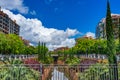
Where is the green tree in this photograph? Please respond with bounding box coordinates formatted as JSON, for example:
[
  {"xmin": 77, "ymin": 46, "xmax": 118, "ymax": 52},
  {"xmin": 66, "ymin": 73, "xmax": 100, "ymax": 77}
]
[
  {"xmin": 74, "ymin": 38, "xmax": 96, "ymax": 54},
  {"xmin": 37, "ymin": 41, "xmax": 48, "ymax": 62},
  {"xmin": 38, "ymin": 41, "xmax": 41, "ymax": 61},
  {"xmin": 73, "ymin": 37, "xmax": 107, "ymax": 55},
  {"xmin": 0, "ymin": 32, "xmax": 39, "ymax": 55},
  {"xmin": 24, "ymin": 46, "xmax": 36, "ymax": 55},
  {"xmin": 8, "ymin": 34, "xmax": 25, "ymax": 54},
  {"xmin": 0, "ymin": 32, "xmax": 7, "ymax": 54},
  {"xmin": 105, "ymin": 1, "xmax": 118, "ymax": 80}
]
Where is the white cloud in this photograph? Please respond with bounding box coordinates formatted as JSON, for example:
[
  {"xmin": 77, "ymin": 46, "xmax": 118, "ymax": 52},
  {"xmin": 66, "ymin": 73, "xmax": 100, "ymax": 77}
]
[
  {"xmin": 44, "ymin": 0, "xmax": 53, "ymax": 4},
  {"xmin": 29, "ymin": 43, "xmax": 34, "ymax": 46},
  {"xmin": 0, "ymin": 0, "xmax": 28, "ymax": 14},
  {"xmin": 2, "ymin": 9, "xmax": 79, "ymax": 51},
  {"xmin": 85, "ymin": 32, "xmax": 95, "ymax": 38},
  {"xmin": 30, "ymin": 10, "xmax": 36, "ymax": 15},
  {"xmin": 111, "ymin": 13, "xmax": 120, "ymax": 16}
]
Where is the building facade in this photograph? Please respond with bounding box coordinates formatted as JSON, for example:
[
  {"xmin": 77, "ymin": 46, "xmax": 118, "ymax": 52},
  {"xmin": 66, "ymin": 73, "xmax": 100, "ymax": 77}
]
[
  {"xmin": 54, "ymin": 47, "xmax": 69, "ymax": 52},
  {"xmin": 96, "ymin": 14, "xmax": 120, "ymax": 39},
  {"xmin": 0, "ymin": 8, "xmax": 20, "ymax": 35}
]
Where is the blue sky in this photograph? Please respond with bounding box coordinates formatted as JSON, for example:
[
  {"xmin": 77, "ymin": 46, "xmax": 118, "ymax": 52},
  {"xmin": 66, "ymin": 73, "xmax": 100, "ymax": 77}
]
[
  {"xmin": 23, "ymin": 0, "xmax": 120, "ymax": 34},
  {"xmin": 0, "ymin": 0, "xmax": 120, "ymax": 50}
]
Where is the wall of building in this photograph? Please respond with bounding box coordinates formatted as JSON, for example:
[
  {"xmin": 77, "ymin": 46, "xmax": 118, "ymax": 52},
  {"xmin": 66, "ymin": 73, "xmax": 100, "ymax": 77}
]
[
  {"xmin": 96, "ymin": 14, "xmax": 120, "ymax": 39},
  {"xmin": 0, "ymin": 10, "xmax": 20, "ymax": 35}
]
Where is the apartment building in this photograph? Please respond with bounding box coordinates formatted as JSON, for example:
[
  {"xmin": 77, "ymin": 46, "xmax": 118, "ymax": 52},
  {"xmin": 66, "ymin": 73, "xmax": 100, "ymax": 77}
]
[
  {"xmin": 0, "ymin": 8, "xmax": 20, "ymax": 35},
  {"xmin": 96, "ymin": 14, "xmax": 120, "ymax": 39}
]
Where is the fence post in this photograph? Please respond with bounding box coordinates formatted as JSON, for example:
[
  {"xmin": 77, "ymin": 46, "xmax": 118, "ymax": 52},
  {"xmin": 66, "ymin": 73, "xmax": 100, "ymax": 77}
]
[{"xmin": 40, "ymin": 64, "xmax": 43, "ymax": 80}]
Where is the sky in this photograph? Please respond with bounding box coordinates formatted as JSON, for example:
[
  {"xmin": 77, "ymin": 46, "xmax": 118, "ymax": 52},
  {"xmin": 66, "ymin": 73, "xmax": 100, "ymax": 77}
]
[{"xmin": 0, "ymin": 0, "xmax": 120, "ymax": 50}]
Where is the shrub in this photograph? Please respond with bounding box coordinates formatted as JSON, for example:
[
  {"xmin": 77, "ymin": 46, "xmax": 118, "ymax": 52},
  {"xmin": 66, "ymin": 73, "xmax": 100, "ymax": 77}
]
[{"xmin": 23, "ymin": 58, "xmax": 41, "ymax": 71}]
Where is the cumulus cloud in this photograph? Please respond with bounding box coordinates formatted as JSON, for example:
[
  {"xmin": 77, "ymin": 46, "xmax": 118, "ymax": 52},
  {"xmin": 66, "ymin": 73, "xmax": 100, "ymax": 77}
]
[
  {"xmin": 2, "ymin": 9, "xmax": 79, "ymax": 51},
  {"xmin": 85, "ymin": 32, "xmax": 95, "ymax": 38},
  {"xmin": 0, "ymin": 0, "xmax": 28, "ymax": 14}
]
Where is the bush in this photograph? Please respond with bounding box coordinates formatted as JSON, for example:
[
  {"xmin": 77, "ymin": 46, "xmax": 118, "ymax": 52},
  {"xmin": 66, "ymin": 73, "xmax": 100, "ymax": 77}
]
[
  {"xmin": 23, "ymin": 58, "xmax": 41, "ymax": 71},
  {"xmin": 65, "ymin": 57, "xmax": 80, "ymax": 65},
  {"xmin": 0, "ymin": 59, "xmax": 40, "ymax": 80}
]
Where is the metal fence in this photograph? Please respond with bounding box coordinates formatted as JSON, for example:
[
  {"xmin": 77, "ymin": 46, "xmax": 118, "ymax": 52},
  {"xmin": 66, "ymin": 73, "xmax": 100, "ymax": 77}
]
[
  {"xmin": 0, "ymin": 54, "xmax": 37, "ymax": 60},
  {"xmin": 1, "ymin": 54, "xmax": 120, "ymax": 61},
  {"xmin": 0, "ymin": 64, "xmax": 41, "ymax": 80},
  {"xmin": 0, "ymin": 64, "xmax": 120, "ymax": 80}
]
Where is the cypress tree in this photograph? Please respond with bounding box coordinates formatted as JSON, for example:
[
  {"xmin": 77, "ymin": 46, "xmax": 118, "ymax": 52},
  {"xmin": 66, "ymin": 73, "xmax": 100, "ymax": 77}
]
[
  {"xmin": 38, "ymin": 41, "xmax": 41, "ymax": 61},
  {"xmin": 106, "ymin": 1, "xmax": 118, "ymax": 80},
  {"xmin": 41, "ymin": 42, "xmax": 44, "ymax": 61},
  {"xmin": 43, "ymin": 42, "xmax": 46, "ymax": 62}
]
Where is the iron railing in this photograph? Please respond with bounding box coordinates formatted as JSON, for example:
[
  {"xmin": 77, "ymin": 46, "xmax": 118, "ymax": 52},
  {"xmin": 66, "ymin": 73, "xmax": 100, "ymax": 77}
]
[
  {"xmin": 0, "ymin": 64, "xmax": 120, "ymax": 80},
  {"xmin": 0, "ymin": 64, "xmax": 41, "ymax": 80}
]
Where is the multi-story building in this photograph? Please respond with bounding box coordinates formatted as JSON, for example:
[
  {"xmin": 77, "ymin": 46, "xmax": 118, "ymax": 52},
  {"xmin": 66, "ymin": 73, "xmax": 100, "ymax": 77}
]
[
  {"xmin": 0, "ymin": 8, "xmax": 20, "ymax": 35},
  {"xmin": 54, "ymin": 47, "xmax": 69, "ymax": 52},
  {"xmin": 96, "ymin": 14, "xmax": 120, "ymax": 39}
]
